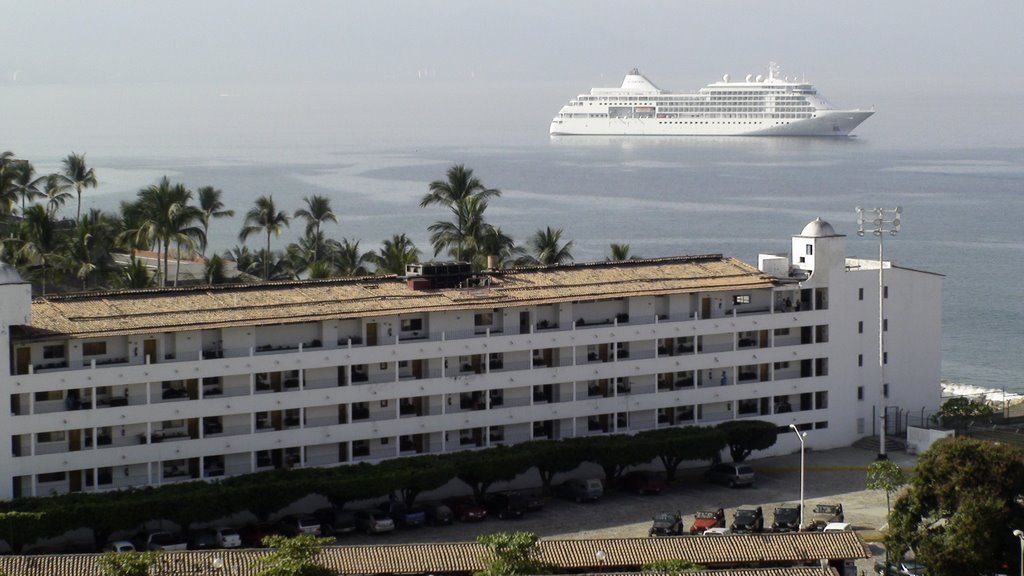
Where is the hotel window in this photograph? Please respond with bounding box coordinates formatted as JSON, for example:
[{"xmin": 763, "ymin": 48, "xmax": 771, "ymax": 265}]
[
  {"xmin": 37, "ymin": 431, "xmax": 66, "ymax": 443},
  {"xmin": 83, "ymin": 341, "xmax": 107, "ymax": 356},
  {"xmin": 34, "ymin": 390, "xmax": 63, "ymax": 402},
  {"xmin": 474, "ymin": 312, "xmax": 494, "ymax": 326},
  {"xmin": 858, "ymin": 288, "xmax": 864, "ymax": 301},
  {"xmin": 884, "ymin": 352, "xmax": 888, "ymax": 364},
  {"xmin": 883, "ymin": 319, "xmax": 888, "ymax": 331},
  {"xmin": 858, "ymin": 354, "xmax": 863, "ymax": 367},
  {"xmin": 400, "ymin": 318, "xmax": 423, "ymax": 332},
  {"xmin": 858, "ymin": 321, "xmax": 863, "ymax": 334},
  {"xmin": 884, "ymin": 286, "xmax": 889, "ymax": 299},
  {"xmin": 805, "ymin": 245, "xmax": 813, "ymax": 256},
  {"xmin": 43, "ymin": 345, "xmax": 65, "ymax": 359},
  {"xmin": 38, "ymin": 472, "xmax": 66, "ymax": 484},
  {"xmin": 857, "ymin": 386, "xmax": 864, "ymax": 400},
  {"xmin": 733, "ymin": 294, "xmax": 751, "ymax": 305},
  {"xmin": 883, "ymin": 384, "xmax": 889, "ymax": 398}
]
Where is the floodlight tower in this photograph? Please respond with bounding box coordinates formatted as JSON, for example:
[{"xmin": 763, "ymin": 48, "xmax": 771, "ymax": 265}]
[{"xmin": 856, "ymin": 207, "xmax": 902, "ymax": 460}]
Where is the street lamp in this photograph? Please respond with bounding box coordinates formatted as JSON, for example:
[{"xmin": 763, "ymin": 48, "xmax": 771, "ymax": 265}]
[
  {"xmin": 856, "ymin": 206, "xmax": 902, "ymax": 460},
  {"xmin": 1013, "ymin": 529, "xmax": 1024, "ymax": 576},
  {"xmin": 790, "ymin": 424, "xmax": 807, "ymax": 529}
]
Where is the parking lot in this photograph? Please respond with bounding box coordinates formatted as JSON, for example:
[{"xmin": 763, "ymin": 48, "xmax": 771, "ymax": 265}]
[{"xmin": 338, "ymin": 446, "xmax": 915, "ymax": 574}]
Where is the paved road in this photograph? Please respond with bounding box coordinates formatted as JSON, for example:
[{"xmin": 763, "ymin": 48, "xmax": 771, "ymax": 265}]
[{"xmin": 337, "ymin": 445, "xmax": 915, "ymax": 574}]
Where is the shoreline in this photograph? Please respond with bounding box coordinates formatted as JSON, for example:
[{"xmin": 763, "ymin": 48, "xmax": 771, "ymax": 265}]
[{"xmin": 941, "ymin": 380, "xmax": 1024, "ymax": 406}]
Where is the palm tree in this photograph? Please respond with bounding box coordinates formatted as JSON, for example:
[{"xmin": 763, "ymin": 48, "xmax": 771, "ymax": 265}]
[
  {"xmin": 474, "ymin": 225, "xmax": 523, "ymax": 270},
  {"xmin": 8, "ymin": 160, "xmax": 45, "ymax": 216},
  {"xmin": 334, "ymin": 238, "xmax": 372, "ymax": 277},
  {"xmin": 117, "ymin": 255, "xmax": 152, "ymax": 289},
  {"xmin": 239, "ymin": 195, "xmax": 290, "ymax": 280},
  {"xmin": 525, "ymin": 227, "xmax": 574, "ymax": 266},
  {"xmin": 42, "ymin": 175, "xmax": 73, "ymax": 217},
  {"xmin": 428, "ymin": 194, "xmax": 492, "ymax": 262},
  {"xmin": 203, "ymin": 254, "xmax": 229, "ymax": 285},
  {"xmin": 132, "ymin": 177, "xmax": 203, "ymax": 287},
  {"xmin": 0, "ymin": 152, "xmax": 18, "ymax": 219},
  {"xmin": 64, "ymin": 209, "xmax": 119, "ymax": 290},
  {"xmin": 164, "ymin": 184, "xmax": 205, "ymax": 286},
  {"xmin": 371, "ymin": 234, "xmax": 420, "ymax": 275},
  {"xmin": 293, "ymin": 195, "xmax": 336, "ymax": 266},
  {"xmin": 420, "ymin": 164, "xmax": 500, "ymax": 261},
  {"xmin": 607, "ymin": 243, "xmax": 640, "ymax": 262},
  {"xmin": 17, "ymin": 204, "xmax": 63, "ymax": 294},
  {"xmin": 225, "ymin": 245, "xmax": 259, "ymax": 279},
  {"xmin": 197, "ymin": 186, "xmax": 234, "ymax": 256},
  {"xmin": 60, "ymin": 152, "xmax": 98, "ymax": 221}
]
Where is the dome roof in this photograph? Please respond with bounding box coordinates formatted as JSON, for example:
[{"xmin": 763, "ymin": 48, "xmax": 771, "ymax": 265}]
[
  {"xmin": 800, "ymin": 217, "xmax": 837, "ymax": 237},
  {"xmin": 0, "ymin": 261, "xmax": 24, "ymax": 284}
]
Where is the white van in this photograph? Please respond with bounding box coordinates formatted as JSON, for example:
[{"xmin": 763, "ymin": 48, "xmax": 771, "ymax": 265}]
[{"xmin": 823, "ymin": 522, "xmax": 853, "ymax": 532}]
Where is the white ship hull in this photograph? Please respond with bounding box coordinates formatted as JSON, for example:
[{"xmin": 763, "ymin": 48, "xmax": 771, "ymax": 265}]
[
  {"xmin": 550, "ymin": 109, "xmax": 873, "ymax": 137},
  {"xmin": 550, "ymin": 64, "xmax": 873, "ymax": 137}
]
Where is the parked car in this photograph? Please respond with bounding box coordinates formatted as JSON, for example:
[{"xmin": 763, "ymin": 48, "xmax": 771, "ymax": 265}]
[
  {"xmin": 689, "ymin": 508, "xmax": 726, "ymax": 535},
  {"xmin": 619, "ymin": 470, "xmax": 667, "ymax": 495},
  {"xmin": 805, "ymin": 503, "xmax": 845, "ymax": 531},
  {"xmin": 555, "ymin": 478, "xmax": 604, "ymax": 502},
  {"xmin": 648, "ymin": 511, "xmax": 685, "ymax": 537},
  {"xmin": 102, "ymin": 541, "xmax": 136, "ymax": 553},
  {"xmin": 874, "ymin": 559, "xmax": 926, "ymax": 576},
  {"xmin": 314, "ymin": 508, "xmax": 357, "ymax": 536},
  {"xmin": 704, "ymin": 463, "xmax": 755, "ymax": 488},
  {"xmin": 483, "ymin": 492, "xmax": 527, "ymax": 520},
  {"xmin": 377, "ymin": 501, "xmax": 427, "ymax": 528},
  {"xmin": 702, "ymin": 527, "xmax": 733, "ymax": 536},
  {"xmin": 140, "ymin": 531, "xmax": 188, "ymax": 551},
  {"xmin": 443, "ymin": 496, "xmax": 488, "ymax": 522},
  {"xmin": 823, "ymin": 522, "xmax": 852, "ymax": 532},
  {"xmin": 771, "ymin": 505, "xmax": 801, "ymax": 532},
  {"xmin": 214, "ymin": 527, "xmax": 241, "ymax": 548},
  {"xmin": 730, "ymin": 505, "xmax": 764, "ymax": 533},
  {"xmin": 186, "ymin": 528, "xmax": 218, "ymax": 550},
  {"xmin": 354, "ymin": 510, "xmax": 396, "ymax": 534},
  {"xmin": 276, "ymin": 514, "xmax": 321, "ymax": 536},
  {"xmin": 506, "ymin": 491, "xmax": 544, "ymax": 512},
  {"xmin": 239, "ymin": 523, "xmax": 275, "ymax": 547},
  {"xmin": 419, "ymin": 502, "xmax": 453, "ymax": 525}
]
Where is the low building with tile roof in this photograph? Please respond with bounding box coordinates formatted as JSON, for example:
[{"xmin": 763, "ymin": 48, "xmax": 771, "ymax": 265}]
[{"xmin": 0, "ymin": 532, "xmax": 870, "ymax": 575}]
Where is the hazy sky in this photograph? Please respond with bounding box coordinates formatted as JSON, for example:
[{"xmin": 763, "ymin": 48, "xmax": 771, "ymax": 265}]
[{"xmin": 2, "ymin": 0, "xmax": 1021, "ymax": 89}]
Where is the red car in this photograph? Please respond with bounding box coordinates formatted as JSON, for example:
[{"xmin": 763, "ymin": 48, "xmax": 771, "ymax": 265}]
[
  {"xmin": 619, "ymin": 470, "xmax": 667, "ymax": 495},
  {"xmin": 689, "ymin": 508, "xmax": 726, "ymax": 535},
  {"xmin": 443, "ymin": 496, "xmax": 487, "ymax": 521}
]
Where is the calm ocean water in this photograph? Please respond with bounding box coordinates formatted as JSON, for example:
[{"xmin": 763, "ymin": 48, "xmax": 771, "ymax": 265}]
[{"xmin": 5, "ymin": 82, "xmax": 1023, "ymax": 394}]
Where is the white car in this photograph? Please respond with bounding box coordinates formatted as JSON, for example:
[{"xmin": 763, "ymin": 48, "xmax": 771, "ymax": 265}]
[
  {"xmin": 103, "ymin": 540, "xmax": 136, "ymax": 553},
  {"xmin": 702, "ymin": 527, "xmax": 733, "ymax": 536},
  {"xmin": 215, "ymin": 527, "xmax": 241, "ymax": 548},
  {"xmin": 823, "ymin": 522, "xmax": 852, "ymax": 532}
]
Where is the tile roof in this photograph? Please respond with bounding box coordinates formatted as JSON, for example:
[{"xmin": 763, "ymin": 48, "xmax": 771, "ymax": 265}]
[
  {"xmin": 24, "ymin": 256, "xmax": 776, "ymax": 339},
  {"xmin": 0, "ymin": 533, "xmax": 868, "ymax": 576}
]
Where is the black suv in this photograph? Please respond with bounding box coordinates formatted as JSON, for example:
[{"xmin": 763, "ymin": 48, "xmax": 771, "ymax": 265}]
[
  {"xmin": 730, "ymin": 505, "xmax": 764, "ymax": 533},
  {"xmin": 771, "ymin": 505, "xmax": 801, "ymax": 532},
  {"xmin": 483, "ymin": 492, "xmax": 527, "ymax": 519},
  {"xmin": 648, "ymin": 511, "xmax": 685, "ymax": 537}
]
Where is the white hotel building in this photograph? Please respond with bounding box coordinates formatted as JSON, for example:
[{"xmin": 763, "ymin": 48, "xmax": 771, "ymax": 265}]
[{"xmin": 0, "ymin": 219, "xmax": 941, "ymax": 500}]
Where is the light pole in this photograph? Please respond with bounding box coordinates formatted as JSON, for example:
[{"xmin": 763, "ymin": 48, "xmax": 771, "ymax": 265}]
[
  {"xmin": 790, "ymin": 424, "xmax": 807, "ymax": 529},
  {"xmin": 1013, "ymin": 529, "xmax": 1024, "ymax": 576},
  {"xmin": 856, "ymin": 206, "xmax": 902, "ymax": 460}
]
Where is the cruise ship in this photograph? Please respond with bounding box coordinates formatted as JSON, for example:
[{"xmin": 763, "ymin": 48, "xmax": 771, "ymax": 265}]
[{"xmin": 550, "ymin": 63, "xmax": 873, "ymax": 137}]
